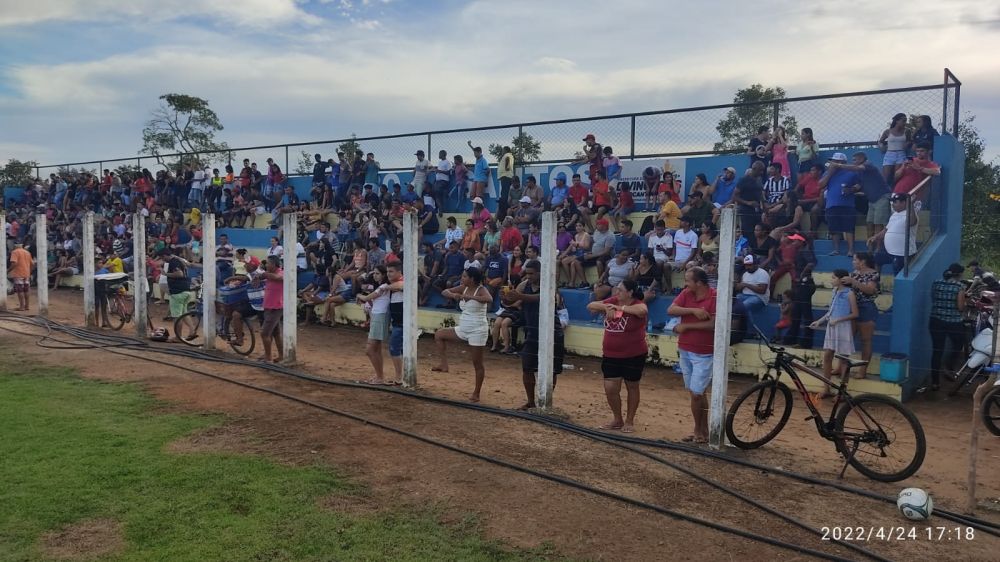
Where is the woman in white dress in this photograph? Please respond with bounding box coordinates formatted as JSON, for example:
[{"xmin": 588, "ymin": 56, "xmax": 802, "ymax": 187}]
[{"xmin": 432, "ymin": 266, "xmax": 492, "ymax": 402}]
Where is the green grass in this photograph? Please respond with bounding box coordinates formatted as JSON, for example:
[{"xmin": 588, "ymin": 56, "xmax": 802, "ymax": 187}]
[{"xmin": 0, "ymin": 361, "xmax": 554, "ymax": 562}]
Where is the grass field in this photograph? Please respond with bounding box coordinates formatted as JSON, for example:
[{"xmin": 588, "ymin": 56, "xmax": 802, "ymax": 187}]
[{"xmin": 0, "ymin": 359, "xmax": 555, "ymax": 562}]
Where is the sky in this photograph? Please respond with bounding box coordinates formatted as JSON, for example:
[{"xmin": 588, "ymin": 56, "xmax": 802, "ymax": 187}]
[{"xmin": 1, "ymin": 0, "xmax": 998, "ymax": 172}]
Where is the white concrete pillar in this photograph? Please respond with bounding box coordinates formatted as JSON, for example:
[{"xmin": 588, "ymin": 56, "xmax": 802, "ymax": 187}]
[
  {"xmin": 709, "ymin": 207, "xmax": 736, "ymax": 450},
  {"xmin": 132, "ymin": 213, "xmax": 148, "ymax": 338},
  {"xmin": 0, "ymin": 213, "xmax": 7, "ymax": 311},
  {"xmin": 281, "ymin": 216, "xmax": 297, "ymax": 363},
  {"xmin": 536, "ymin": 211, "xmax": 557, "ymax": 409},
  {"xmin": 35, "ymin": 214, "xmax": 48, "ymax": 317},
  {"xmin": 202, "ymin": 214, "xmax": 217, "ymax": 350},
  {"xmin": 402, "ymin": 211, "xmax": 419, "ymax": 388},
  {"xmin": 82, "ymin": 212, "xmax": 96, "ymax": 327}
]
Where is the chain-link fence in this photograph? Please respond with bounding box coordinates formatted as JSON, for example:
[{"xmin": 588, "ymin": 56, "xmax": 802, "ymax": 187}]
[{"xmin": 33, "ymin": 71, "xmax": 961, "ymax": 177}]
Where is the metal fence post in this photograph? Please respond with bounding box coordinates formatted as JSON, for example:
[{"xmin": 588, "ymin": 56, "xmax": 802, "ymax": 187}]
[
  {"xmin": 630, "ymin": 115, "xmax": 636, "ymax": 160},
  {"xmin": 953, "ymin": 82, "xmax": 961, "ymax": 137},
  {"xmin": 284, "ymin": 146, "xmax": 289, "ymax": 177},
  {"xmin": 903, "ymin": 199, "xmax": 912, "ymax": 277},
  {"xmin": 426, "ymin": 133, "xmax": 432, "ymax": 163},
  {"xmin": 772, "ymin": 101, "xmax": 780, "ymax": 130}
]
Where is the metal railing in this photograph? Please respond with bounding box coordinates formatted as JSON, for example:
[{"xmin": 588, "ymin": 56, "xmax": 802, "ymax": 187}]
[
  {"xmin": 31, "ymin": 70, "xmax": 961, "ymax": 179},
  {"xmin": 903, "ymin": 176, "xmax": 934, "ymax": 277}
]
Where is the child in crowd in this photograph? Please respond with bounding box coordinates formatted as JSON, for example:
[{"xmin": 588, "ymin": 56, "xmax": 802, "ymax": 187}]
[
  {"xmin": 773, "ymin": 289, "xmax": 794, "ymax": 341},
  {"xmin": 810, "ymin": 269, "xmax": 858, "ymax": 397}
]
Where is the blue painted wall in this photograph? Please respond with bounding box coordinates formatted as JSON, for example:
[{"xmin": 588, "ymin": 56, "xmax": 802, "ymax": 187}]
[{"xmin": 886, "ymin": 134, "xmax": 964, "ymax": 399}]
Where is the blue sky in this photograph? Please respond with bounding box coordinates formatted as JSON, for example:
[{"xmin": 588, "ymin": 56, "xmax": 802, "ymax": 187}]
[{"xmin": 1, "ymin": 0, "xmax": 998, "ymax": 169}]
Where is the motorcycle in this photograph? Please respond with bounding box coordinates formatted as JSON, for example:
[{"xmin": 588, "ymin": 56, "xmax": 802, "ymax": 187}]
[{"xmin": 947, "ymin": 280, "xmax": 996, "ymax": 397}]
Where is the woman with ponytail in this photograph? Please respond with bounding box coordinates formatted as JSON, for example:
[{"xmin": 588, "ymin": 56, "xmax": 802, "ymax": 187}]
[{"xmin": 587, "ymin": 279, "xmax": 648, "ymax": 433}]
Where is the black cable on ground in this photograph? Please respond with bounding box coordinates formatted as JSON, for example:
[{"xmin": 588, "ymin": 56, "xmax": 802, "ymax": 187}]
[{"xmin": 3, "ymin": 313, "xmax": 999, "ymax": 538}]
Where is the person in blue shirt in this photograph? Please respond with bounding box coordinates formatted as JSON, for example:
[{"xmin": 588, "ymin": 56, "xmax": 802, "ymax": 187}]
[
  {"xmin": 484, "ymin": 244, "xmax": 508, "ymax": 294},
  {"xmin": 831, "ymin": 152, "xmax": 891, "ymax": 240},
  {"xmin": 618, "ymin": 219, "xmax": 642, "ymax": 259},
  {"xmin": 434, "ymin": 241, "xmax": 466, "ymax": 308},
  {"xmin": 471, "ymin": 145, "xmax": 489, "ymax": 200},
  {"xmin": 401, "ymin": 183, "xmax": 419, "ymax": 204},
  {"xmin": 818, "ymin": 153, "xmax": 862, "ymax": 256},
  {"xmin": 363, "ymin": 153, "xmax": 380, "ymax": 187},
  {"xmin": 548, "ymin": 174, "xmax": 569, "ymax": 210},
  {"xmin": 709, "ymin": 167, "xmax": 739, "ymax": 208}
]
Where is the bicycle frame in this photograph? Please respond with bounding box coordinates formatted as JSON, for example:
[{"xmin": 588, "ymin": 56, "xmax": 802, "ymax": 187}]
[{"xmin": 764, "ymin": 350, "xmax": 861, "ymax": 440}]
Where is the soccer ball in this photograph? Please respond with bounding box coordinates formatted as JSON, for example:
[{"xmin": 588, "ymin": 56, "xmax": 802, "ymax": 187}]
[{"xmin": 897, "ymin": 488, "xmax": 933, "ymax": 521}]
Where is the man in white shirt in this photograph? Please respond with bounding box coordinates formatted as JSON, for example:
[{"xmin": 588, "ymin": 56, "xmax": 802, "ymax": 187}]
[
  {"xmin": 736, "ymin": 255, "xmax": 770, "ymax": 312},
  {"xmin": 646, "ymin": 219, "xmax": 674, "ymax": 291},
  {"xmin": 433, "ymin": 149, "xmax": 452, "ymax": 215},
  {"xmin": 671, "ymin": 216, "xmax": 699, "ymax": 270},
  {"xmin": 413, "ymin": 150, "xmax": 430, "ymax": 198},
  {"xmin": 870, "ymin": 192, "xmax": 918, "ymax": 274},
  {"xmin": 190, "ymin": 167, "xmax": 206, "ymax": 208}
]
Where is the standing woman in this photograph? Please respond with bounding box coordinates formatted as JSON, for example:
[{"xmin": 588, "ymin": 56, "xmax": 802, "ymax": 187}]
[
  {"xmin": 432, "ymin": 267, "xmax": 493, "ymax": 402},
  {"xmin": 771, "ymin": 126, "xmax": 791, "ymax": 179},
  {"xmin": 878, "ymin": 113, "xmax": 912, "ymax": 185},
  {"xmin": 928, "ymin": 263, "xmax": 967, "ymax": 391},
  {"xmin": 356, "ymin": 265, "xmax": 393, "ymax": 385},
  {"xmin": 796, "ymin": 127, "xmax": 819, "ymax": 174},
  {"xmin": 846, "ymin": 252, "xmax": 880, "ymax": 379},
  {"xmin": 586, "ymin": 279, "xmax": 649, "ymax": 433}
]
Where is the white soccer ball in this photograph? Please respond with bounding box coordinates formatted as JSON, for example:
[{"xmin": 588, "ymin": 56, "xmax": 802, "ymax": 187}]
[{"xmin": 897, "ymin": 487, "xmax": 933, "ymax": 521}]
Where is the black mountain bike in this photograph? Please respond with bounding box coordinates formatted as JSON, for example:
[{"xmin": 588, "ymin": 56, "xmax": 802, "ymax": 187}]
[{"xmin": 725, "ymin": 329, "xmax": 926, "ymax": 482}]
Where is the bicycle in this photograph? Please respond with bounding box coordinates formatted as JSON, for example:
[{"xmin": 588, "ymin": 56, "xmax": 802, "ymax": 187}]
[
  {"xmin": 724, "ymin": 328, "xmax": 926, "ymax": 482},
  {"xmin": 102, "ymin": 278, "xmax": 134, "ymax": 331},
  {"xmin": 173, "ymin": 284, "xmax": 256, "ymax": 356}
]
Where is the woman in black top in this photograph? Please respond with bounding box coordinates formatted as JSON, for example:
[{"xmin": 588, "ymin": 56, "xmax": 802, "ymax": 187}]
[
  {"xmin": 631, "ymin": 251, "xmax": 661, "ymax": 303},
  {"xmin": 746, "ymin": 222, "xmax": 777, "ymax": 270}
]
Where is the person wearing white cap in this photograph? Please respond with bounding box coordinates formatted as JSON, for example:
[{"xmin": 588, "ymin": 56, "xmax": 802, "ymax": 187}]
[
  {"xmin": 818, "ymin": 152, "xmax": 862, "ymax": 257},
  {"xmin": 735, "ymin": 255, "xmax": 769, "ymax": 312},
  {"xmin": 514, "ymin": 195, "xmax": 540, "ymax": 237},
  {"xmin": 470, "ymin": 197, "xmax": 491, "ymax": 231}
]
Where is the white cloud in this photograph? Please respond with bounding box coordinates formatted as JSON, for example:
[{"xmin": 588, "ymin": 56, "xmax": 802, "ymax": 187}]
[
  {"xmin": 1, "ymin": 0, "xmax": 998, "ymax": 167},
  {"xmin": 0, "ymin": 0, "xmax": 318, "ymax": 28}
]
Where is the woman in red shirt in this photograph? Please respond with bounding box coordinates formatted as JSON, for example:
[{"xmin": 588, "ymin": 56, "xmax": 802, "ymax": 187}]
[{"xmin": 586, "ymin": 279, "xmax": 648, "ymax": 433}]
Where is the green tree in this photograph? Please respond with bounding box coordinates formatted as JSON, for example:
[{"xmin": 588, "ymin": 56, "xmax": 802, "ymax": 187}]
[
  {"xmin": 338, "ymin": 134, "xmax": 363, "ymax": 161},
  {"xmin": 957, "ymin": 115, "xmax": 1000, "ymax": 269},
  {"xmin": 0, "ymin": 159, "xmax": 39, "ymax": 188},
  {"xmin": 141, "ymin": 94, "xmax": 229, "ymax": 169},
  {"xmin": 294, "ymin": 150, "xmax": 315, "ymax": 175},
  {"xmin": 488, "ymin": 132, "xmax": 542, "ymax": 168},
  {"xmin": 714, "ymin": 84, "xmax": 799, "ymax": 152}
]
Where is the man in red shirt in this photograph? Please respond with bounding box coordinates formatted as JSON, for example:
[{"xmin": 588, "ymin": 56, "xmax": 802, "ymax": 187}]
[
  {"xmin": 892, "ymin": 143, "xmax": 940, "ymax": 197},
  {"xmin": 568, "ymin": 173, "xmax": 593, "ymax": 226},
  {"xmin": 667, "ymin": 267, "xmax": 717, "ymax": 443},
  {"xmin": 499, "ymin": 217, "xmax": 523, "ymax": 255}
]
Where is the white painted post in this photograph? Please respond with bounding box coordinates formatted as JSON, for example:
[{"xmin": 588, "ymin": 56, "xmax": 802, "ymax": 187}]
[
  {"xmin": 709, "ymin": 207, "xmax": 736, "ymax": 450},
  {"xmin": 0, "ymin": 213, "xmax": 7, "ymax": 311},
  {"xmin": 536, "ymin": 211, "xmax": 557, "ymax": 409},
  {"xmin": 132, "ymin": 214, "xmax": 148, "ymax": 338},
  {"xmin": 402, "ymin": 211, "xmax": 419, "ymax": 388},
  {"xmin": 202, "ymin": 214, "xmax": 217, "ymax": 351},
  {"xmin": 82, "ymin": 212, "xmax": 96, "ymax": 327},
  {"xmin": 35, "ymin": 214, "xmax": 48, "ymax": 317},
  {"xmin": 281, "ymin": 216, "xmax": 297, "ymax": 363}
]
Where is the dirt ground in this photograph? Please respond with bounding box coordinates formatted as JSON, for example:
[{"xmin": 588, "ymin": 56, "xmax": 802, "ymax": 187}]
[{"xmin": 3, "ymin": 290, "xmax": 1000, "ymax": 561}]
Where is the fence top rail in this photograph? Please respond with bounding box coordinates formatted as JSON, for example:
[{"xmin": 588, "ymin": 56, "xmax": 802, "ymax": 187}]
[{"xmin": 34, "ymin": 79, "xmax": 957, "ymax": 171}]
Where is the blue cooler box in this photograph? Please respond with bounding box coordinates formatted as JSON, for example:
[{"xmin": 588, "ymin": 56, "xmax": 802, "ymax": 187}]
[
  {"xmin": 879, "ymin": 353, "xmax": 908, "ymax": 383},
  {"xmin": 218, "ymin": 285, "xmax": 248, "ymax": 305}
]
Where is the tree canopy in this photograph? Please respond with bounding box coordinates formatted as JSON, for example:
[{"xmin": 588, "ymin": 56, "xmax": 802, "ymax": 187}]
[
  {"xmin": 0, "ymin": 159, "xmax": 39, "ymax": 188},
  {"xmin": 957, "ymin": 115, "xmax": 1000, "ymax": 269},
  {"xmin": 488, "ymin": 132, "xmax": 542, "ymax": 168},
  {"xmin": 714, "ymin": 84, "xmax": 798, "ymax": 152},
  {"xmin": 140, "ymin": 94, "xmax": 229, "ymax": 169}
]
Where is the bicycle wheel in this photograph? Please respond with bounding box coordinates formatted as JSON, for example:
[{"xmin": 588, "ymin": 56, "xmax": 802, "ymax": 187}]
[
  {"xmin": 107, "ymin": 297, "xmax": 127, "ymax": 331},
  {"xmin": 981, "ymin": 385, "xmax": 1000, "ymax": 437},
  {"xmin": 225, "ymin": 318, "xmax": 256, "ymax": 356},
  {"xmin": 834, "ymin": 394, "xmax": 926, "ymax": 482},
  {"xmin": 725, "ymin": 379, "xmax": 793, "ymax": 449},
  {"xmin": 174, "ymin": 311, "xmax": 204, "ymax": 347}
]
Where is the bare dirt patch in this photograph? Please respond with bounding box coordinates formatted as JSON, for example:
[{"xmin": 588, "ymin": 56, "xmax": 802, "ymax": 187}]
[
  {"xmin": 39, "ymin": 518, "xmax": 124, "ymax": 561},
  {"xmin": 6, "ymin": 291, "xmax": 1000, "ymax": 561}
]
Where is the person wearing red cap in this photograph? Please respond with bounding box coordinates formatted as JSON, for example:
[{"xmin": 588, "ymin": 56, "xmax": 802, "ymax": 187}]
[
  {"xmin": 575, "ymin": 133, "xmax": 603, "ymax": 185},
  {"xmin": 769, "ymin": 232, "xmax": 806, "ymax": 293},
  {"xmin": 224, "ymin": 255, "xmax": 262, "ymax": 346}
]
